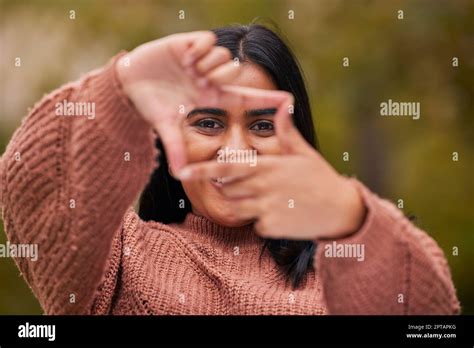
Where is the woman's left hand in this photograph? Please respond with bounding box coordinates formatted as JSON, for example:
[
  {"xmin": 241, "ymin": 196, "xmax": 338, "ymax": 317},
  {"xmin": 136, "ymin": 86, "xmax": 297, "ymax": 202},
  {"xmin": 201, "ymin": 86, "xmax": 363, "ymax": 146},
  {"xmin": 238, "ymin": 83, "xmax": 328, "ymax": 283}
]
[{"xmin": 177, "ymin": 95, "xmax": 367, "ymax": 241}]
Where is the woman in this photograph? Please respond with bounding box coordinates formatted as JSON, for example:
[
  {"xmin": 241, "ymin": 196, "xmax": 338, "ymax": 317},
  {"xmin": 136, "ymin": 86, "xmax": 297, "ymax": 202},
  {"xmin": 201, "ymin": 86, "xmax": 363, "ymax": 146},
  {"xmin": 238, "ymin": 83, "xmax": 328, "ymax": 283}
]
[{"xmin": 0, "ymin": 24, "xmax": 460, "ymax": 314}]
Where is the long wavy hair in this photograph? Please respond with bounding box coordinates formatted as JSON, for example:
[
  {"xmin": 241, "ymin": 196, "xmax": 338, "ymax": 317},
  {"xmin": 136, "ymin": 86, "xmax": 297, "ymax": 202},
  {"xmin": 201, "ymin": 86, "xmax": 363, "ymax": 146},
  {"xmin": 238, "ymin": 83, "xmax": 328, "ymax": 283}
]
[{"xmin": 139, "ymin": 24, "xmax": 318, "ymax": 288}]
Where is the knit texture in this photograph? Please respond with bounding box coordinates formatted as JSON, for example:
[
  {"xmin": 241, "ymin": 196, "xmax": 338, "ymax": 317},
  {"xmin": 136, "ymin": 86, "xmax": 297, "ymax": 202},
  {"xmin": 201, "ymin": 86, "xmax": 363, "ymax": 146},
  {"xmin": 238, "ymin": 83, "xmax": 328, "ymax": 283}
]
[{"xmin": 0, "ymin": 54, "xmax": 460, "ymax": 315}]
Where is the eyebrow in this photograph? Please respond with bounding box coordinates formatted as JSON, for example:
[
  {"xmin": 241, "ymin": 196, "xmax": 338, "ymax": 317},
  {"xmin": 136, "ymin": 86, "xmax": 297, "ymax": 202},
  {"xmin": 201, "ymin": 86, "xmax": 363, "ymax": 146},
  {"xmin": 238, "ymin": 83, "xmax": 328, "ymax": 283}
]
[
  {"xmin": 187, "ymin": 107, "xmax": 277, "ymax": 118},
  {"xmin": 246, "ymin": 108, "xmax": 277, "ymax": 117},
  {"xmin": 187, "ymin": 108, "xmax": 226, "ymax": 118}
]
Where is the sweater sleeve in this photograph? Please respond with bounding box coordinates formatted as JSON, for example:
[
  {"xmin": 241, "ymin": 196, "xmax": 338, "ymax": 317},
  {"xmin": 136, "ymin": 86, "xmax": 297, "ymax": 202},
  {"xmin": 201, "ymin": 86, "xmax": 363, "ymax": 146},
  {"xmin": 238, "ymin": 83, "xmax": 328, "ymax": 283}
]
[
  {"xmin": 0, "ymin": 53, "xmax": 158, "ymax": 314},
  {"xmin": 315, "ymin": 178, "xmax": 461, "ymax": 315}
]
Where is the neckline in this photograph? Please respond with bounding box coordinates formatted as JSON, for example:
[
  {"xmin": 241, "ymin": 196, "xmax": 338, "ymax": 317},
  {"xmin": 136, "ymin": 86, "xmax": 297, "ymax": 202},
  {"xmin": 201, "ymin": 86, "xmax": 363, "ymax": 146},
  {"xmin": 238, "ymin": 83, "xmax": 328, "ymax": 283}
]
[{"xmin": 176, "ymin": 213, "xmax": 263, "ymax": 247}]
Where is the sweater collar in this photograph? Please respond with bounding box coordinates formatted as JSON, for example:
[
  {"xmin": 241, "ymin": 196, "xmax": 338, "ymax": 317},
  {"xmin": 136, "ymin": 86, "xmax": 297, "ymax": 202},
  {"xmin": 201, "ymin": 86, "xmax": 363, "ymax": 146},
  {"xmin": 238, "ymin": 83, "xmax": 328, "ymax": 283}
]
[{"xmin": 178, "ymin": 213, "xmax": 263, "ymax": 247}]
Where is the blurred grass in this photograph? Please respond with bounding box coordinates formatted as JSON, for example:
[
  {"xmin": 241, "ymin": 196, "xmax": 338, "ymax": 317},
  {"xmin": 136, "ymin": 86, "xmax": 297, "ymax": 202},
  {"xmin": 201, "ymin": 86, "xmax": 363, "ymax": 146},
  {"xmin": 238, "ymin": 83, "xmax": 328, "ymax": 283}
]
[{"xmin": 0, "ymin": 0, "xmax": 473, "ymax": 314}]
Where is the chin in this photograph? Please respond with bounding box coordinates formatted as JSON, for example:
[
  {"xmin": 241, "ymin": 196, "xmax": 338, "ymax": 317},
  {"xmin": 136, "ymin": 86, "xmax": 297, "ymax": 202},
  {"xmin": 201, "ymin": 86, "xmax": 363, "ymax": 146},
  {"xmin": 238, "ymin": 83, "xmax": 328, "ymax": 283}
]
[
  {"xmin": 205, "ymin": 205, "xmax": 253, "ymax": 227},
  {"xmin": 185, "ymin": 182, "xmax": 254, "ymax": 228},
  {"xmin": 195, "ymin": 199, "xmax": 253, "ymax": 227}
]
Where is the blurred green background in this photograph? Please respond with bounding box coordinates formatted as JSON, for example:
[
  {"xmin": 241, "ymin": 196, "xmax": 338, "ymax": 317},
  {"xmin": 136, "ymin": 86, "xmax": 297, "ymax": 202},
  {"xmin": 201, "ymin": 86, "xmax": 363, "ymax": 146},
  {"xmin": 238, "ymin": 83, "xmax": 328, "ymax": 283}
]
[{"xmin": 0, "ymin": 0, "xmax": 473, "ymax": 314}]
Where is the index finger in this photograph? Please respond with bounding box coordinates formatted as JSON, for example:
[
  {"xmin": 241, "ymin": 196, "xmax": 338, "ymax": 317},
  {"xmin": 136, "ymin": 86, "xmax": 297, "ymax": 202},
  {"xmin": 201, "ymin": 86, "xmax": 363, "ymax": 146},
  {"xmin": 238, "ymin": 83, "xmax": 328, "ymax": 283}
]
[{"xmin": 219, "ymin": 85, "xmax": 291, "ymax": 110}]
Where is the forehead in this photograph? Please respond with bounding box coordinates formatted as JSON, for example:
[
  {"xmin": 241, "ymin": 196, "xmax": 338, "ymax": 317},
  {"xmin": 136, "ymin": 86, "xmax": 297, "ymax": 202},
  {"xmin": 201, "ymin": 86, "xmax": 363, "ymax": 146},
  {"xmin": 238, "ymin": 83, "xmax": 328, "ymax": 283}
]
[{"xmin": 233, "ymin": 63, "xmax": 277, "ymax": 91}]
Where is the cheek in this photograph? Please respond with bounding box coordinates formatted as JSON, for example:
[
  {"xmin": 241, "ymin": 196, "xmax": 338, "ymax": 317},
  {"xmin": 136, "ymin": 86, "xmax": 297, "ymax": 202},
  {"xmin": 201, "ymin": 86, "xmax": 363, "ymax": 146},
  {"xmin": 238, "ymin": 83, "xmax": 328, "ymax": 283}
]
[
  {"xmin": 251, "ymin": 136, "xmax": 282, "ymax": 155},
  {"xmin": 184, "ymin": 132, "xmax": 221, "ymax": 163}
]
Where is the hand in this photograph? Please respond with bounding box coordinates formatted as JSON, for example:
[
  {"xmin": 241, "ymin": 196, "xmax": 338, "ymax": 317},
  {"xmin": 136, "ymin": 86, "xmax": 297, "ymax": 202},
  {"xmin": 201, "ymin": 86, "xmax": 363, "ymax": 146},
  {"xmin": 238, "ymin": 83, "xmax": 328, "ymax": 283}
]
[
  {"xmin": 116, "ymin": 31, "xmax": 238, "ymax": 171},
  {"xmin": 178, "ymin": 102, "xmax": 367, "ymax": 240}
]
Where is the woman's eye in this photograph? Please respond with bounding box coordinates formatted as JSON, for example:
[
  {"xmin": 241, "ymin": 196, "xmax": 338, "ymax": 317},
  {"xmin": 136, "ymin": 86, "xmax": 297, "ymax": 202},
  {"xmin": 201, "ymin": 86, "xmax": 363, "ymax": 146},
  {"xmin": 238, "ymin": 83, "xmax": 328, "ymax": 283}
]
[
  {"xmin": 250, "ymin": 121, "xmax": 274, "ymax": 133},
  {"xmin": 195, "ymin": 119, "xmax": 224, "ymax": 130}
]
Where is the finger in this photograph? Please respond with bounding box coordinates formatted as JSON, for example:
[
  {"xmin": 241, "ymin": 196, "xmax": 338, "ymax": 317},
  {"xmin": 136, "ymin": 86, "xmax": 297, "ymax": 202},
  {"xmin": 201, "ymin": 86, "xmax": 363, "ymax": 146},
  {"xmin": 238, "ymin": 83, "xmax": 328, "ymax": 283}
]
[
  {"xmin": 195, "ymin": 46, "xmax": 232, "ymax": 75},
  {"xmin": 254, "ymin": 213, "xmax": 288, "ymax": 239},
  {"xmin": 176, "ymin": 161, "xmax": 259, "ymax": 181},
  {"xmin": 206, "ymin": 61, "xmax": 241, "ymax": 86},
  {"xmin": 220, "ymin": 177, "xmax": 263, "ymax": 198},
  {"xmin": 274, "ymin": 93, "xmax": 294, "ymax": 135},
  {"xmin": 181, "ymin": 31, "xmax": 217, "ymax": 67},
  {"xmin": 131, "ymin": 90, "xmax": 189, "ymax": 168},
  {"xmin": 220, "ymin": 85, "xmax": 290, "ymax": 110},
  {"xmin": 255, "ymin": 218, "xmax": 277, "ymax": 238},
  {"xmin": 274, "ymin": 93, "xmax": 314, "ymax": 155},
  {"xmin": 156, "ymin": 122, "xmax": 188, "ymax": 172}
]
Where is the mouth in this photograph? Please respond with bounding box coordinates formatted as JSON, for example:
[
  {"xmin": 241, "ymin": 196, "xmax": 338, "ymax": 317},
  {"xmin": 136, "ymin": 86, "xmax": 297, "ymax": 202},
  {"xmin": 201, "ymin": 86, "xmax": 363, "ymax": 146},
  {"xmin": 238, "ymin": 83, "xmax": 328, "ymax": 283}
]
[{"xmin": 210, "ymin": 176, "xmax": 238, "ymax": 188}]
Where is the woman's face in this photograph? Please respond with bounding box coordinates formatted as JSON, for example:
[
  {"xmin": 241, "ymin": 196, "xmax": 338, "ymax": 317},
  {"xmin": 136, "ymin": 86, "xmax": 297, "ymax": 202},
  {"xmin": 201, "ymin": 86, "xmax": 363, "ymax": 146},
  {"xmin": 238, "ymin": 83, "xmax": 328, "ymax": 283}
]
[{"xmin": 181, "ymin": 63, "xmax": 282, "ymax": 227}]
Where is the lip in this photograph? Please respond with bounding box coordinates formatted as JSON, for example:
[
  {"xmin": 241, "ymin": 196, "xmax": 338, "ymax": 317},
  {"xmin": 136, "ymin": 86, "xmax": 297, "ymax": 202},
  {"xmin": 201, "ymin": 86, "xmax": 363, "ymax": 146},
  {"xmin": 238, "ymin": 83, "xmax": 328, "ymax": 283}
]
[
  {"xmin": 210, "ymin": 176, "xmax": 238, "ymax": 188},
  {"xmin": 210, "ymin": 177, "xmax": 224, "ymax": 188}
]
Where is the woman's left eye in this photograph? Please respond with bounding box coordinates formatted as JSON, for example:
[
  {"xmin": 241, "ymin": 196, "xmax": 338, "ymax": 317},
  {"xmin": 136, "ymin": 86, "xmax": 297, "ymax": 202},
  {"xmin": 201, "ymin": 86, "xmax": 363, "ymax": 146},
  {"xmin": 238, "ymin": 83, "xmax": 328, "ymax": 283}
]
[{"xmin": 250, "ymin": 121, "xmax": 274, "ymax": 133}]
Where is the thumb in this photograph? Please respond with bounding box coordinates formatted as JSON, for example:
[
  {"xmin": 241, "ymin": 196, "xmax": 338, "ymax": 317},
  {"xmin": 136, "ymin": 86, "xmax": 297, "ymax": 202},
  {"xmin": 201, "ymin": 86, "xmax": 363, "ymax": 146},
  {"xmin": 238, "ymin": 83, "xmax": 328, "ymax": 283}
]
[
  {"xmin": 128, "ymin": 87, "xmax": 188, "ymax": 171},
  {"xmin": 275, "ymin": 95, "xmax": 313, "ymax": 155},
  {"xmin": 156, "ymin": 121, "xmax": 187, "ymax": 172}
]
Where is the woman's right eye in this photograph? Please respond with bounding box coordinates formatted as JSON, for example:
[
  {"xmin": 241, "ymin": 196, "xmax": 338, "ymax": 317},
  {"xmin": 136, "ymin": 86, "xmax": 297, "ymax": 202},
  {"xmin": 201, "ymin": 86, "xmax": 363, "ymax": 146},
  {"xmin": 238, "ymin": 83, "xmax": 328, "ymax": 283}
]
[{"xmin": 193, "ymin": 118, "xmax": 224, "ymax": 133}]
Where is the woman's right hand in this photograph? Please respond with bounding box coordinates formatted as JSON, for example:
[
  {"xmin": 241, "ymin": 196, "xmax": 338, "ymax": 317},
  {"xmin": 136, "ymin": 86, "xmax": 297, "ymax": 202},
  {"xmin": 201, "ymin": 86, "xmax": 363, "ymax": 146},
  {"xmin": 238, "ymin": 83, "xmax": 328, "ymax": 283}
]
[{"xmin": 116, "ymin": 31, "xmax": 238, "ymax": 172}]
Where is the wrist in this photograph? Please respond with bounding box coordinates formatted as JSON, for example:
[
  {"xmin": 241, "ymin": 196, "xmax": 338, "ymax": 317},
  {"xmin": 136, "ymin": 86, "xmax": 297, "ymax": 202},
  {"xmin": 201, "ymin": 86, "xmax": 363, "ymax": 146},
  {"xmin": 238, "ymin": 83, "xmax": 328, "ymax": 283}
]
[
  {"xmin": 332, "ymin": 177, "xmax": 367, "ymax": 239},
  {"xmin": 116, "ymin": 53, "xmax": 132, "ymax": 93}
]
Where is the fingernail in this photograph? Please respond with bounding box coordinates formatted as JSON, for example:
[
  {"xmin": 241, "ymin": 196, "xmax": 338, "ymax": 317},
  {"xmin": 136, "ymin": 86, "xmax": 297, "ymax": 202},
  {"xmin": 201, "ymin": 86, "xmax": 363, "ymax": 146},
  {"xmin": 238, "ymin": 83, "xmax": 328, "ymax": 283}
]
[{"xmin": 177, "ymin": 167, "xmax": 192, "ymax": 180}]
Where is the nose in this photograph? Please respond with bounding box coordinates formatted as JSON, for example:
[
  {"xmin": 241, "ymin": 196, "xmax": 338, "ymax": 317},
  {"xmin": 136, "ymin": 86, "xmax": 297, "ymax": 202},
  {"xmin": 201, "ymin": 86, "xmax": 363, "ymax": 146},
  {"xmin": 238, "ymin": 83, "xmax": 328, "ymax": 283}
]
[
  {"xmin": 221, "ymin": 125, "xmax": 253, "ymax": 151},
  {"xmin": 215, "ymin": 123, "xmax": 259, "ymax": 169}
]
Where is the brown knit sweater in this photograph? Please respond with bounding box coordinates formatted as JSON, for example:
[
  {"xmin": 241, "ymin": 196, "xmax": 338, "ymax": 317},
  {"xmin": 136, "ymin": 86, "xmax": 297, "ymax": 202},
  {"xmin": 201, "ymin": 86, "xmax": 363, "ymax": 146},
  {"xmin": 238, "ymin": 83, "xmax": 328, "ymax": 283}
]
[{"xmin": 0, "ymin": 55, "xmax": 460, "ymax": 315}]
